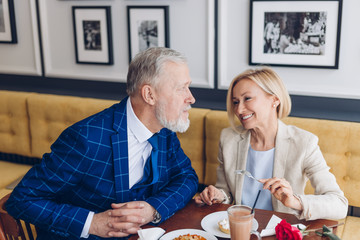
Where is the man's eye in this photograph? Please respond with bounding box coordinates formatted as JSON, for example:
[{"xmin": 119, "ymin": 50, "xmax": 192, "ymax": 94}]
[
  {"xmin": 233, "ymin": 101, "xmax": 239, "ymax": 105},
  {"xmin": 245, "ymin": 97, "xmax": 251, "ymax": 101}
]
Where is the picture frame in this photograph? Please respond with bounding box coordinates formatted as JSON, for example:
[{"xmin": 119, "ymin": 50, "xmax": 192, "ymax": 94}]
[
  {"xmin": 0, "ymin": 0, "xmax": 17, "ymax": 43},
  {"xmin": 249, "ymin": 0, "xmax": 342, "ymax": 69},
  {"xmin": 127, "ymin": 6, "xmax": 169, "ymax": 62},
  {"xmin": 72, "ymin": 6, "xmax": 113, "ymax": 65}
]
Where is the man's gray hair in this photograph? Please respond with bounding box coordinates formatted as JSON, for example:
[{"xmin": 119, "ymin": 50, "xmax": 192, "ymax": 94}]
[{"xmin": 126, "ymin": 47, "xmax": 187, "ymax": 96}]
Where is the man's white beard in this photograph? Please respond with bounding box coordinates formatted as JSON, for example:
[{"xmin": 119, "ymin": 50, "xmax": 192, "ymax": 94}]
[{"xmin": 155, "ymin": 101, "xmax": 190, "ymax": 133}]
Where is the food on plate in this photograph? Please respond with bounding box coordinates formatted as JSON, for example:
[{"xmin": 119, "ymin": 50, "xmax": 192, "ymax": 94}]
[
  {"xmin": 218, "ymin": 218, "xmax": 230, "ymax": 234},
  {"xmin": 173, "ymin": 234, "xmax": 206, "ymax": 240}
]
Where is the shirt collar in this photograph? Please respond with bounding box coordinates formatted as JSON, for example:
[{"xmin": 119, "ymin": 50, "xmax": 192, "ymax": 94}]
[{"xmin": 127, "ymin": 97, "xmax": 153, "ymax": 143}]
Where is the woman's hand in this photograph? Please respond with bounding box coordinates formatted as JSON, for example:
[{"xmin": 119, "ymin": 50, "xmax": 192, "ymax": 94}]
[
  {"xmin": 260, "ymin": 177, "xmax": 303, "ymax": 211},
  {"xmin": 194, "ymin": 185, "xmax": 226, "ymax": 205}
]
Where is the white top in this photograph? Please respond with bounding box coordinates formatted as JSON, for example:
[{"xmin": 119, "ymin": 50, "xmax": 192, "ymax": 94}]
[{"xmin": 241, "ymin": 146, "xmax": 275, "ymax": 211}]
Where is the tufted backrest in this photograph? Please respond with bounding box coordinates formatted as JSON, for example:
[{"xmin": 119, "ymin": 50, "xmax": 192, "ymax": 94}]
[
  {"xmin": 0, "ymin": 91, "xmax": 32, "ymax": 157},
  {"xmin": 2, "ymin": 90, "xmax": 360, "ymax": 209},
  {"xmin": 282, "ymin": 117, "xmax": 360, "ymax": 208},
  {"xmin": 25, "ymin": 93, "xmax": 209, "ymax": 184},
  {"xmin": 204, "ymin": 110, "xmax": 231, "ymax": 185},
  {"xmin": 27, "ymin": 93, "xmax": 117, "ymax": 158},
  {"xmin": 177, "ymin": 108, "xmax": 211, "ymax": 185},
  {"xmin": 204, "ymin": 111, "xmax": 360, "ymax": 208}
]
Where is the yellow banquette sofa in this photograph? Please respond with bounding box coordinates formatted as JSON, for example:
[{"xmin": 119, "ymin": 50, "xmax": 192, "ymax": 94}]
[{"xmin": 1, "ymin": 90, "xmax": 360, "ymax": 239}]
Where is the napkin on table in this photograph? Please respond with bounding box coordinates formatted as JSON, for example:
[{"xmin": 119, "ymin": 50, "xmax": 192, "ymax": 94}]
[
  {"xmin": 260, "ymin": 214, "xmax": 306, "ymax": 237},
  {"xmin": 137, "ymin": 227, "xmax": 165, "ymax": 240}
]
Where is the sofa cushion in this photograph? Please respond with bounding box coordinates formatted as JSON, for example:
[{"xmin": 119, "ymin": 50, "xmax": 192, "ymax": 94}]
[
  {"xmin": 340, "ymin": 216, "xmax": 360, "ymax": 240},
  {"xmin": 0, "ymin": 188, "xmax": 12, "ymax": 200},
  {"xmin": 0, "ymin": 161, "xmax": 32, "ymax": 189},
  {"xmin": 0, "ymin": 91, "xmax": 32, "ymax": 157},
  {"xmin": 204, "ymin": 110, "xmax": 230, "ymax": 186},
  {"xmin": 177, "ymin": 108, "xmax": 210, "ymax": 185},
  {"xmin": 335, "ymin": 218, "xmax": 346, "ymax": 239},
  {"xmin": 27, "ymin": 93, "xmax": 117, "ymax": 158}
]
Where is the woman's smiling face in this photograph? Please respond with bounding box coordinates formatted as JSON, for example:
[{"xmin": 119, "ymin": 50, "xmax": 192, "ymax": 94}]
[{"xmin": 232, "ymin": 78, "xmax": 277, "ymax": 130}]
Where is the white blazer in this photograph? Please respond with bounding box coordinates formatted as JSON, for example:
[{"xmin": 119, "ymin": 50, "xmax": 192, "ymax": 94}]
[{"xmin": 215, "ymin": 120, "xmax": 348, "ymax": 220}]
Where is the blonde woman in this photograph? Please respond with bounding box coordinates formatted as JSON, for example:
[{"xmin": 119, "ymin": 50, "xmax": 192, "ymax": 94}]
[{"xmin": 195, "ymin": 67, "xmax": 347, "ymax": 220}]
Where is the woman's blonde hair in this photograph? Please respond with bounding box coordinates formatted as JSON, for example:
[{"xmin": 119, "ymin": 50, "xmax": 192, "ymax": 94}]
[{"xmin": 226, "ymin": 67, "xmax": 291, "ymax": 129}]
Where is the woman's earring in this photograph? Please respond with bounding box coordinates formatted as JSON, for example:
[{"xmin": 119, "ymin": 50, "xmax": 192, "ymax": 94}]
[{"xmin": 273, "ymin": 104, "xmax": 276, "ymax": 107}]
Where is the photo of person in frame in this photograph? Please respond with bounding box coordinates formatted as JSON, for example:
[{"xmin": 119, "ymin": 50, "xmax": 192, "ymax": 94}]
[
  {"xmin": 83, "ymin": 20, "xmax": 102, "ymax": 51},
  {"xmin": 263, "ymin": 11, "xmax": 327, "ymax": 55},
  {"xmin": 137, "ymin": 20, "xmax": 158, "ymax": 52}
]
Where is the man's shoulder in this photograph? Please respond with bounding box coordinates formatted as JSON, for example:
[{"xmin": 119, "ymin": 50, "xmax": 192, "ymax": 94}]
[{"xmin": 71, "ymin": 102, "xmax": 121, "ymax": 131}]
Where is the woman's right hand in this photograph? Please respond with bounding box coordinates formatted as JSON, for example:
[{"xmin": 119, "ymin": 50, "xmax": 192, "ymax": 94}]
[{"xmin": 194, "ymin": 185, "xmax": 226, "ymax": 205}]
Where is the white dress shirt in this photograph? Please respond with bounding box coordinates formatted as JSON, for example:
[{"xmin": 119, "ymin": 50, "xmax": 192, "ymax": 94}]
[
  {"xmin": 81, "ymin": 98, "xmax": 154, "ymax": 238},
  {"xmin": 126, "ymin": 97, "xmax": 154, "ymax": 188}
]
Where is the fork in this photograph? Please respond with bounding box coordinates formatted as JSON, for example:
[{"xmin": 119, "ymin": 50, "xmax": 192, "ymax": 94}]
[{"xmin": 235, "ymin": 170, "xmax": 261, "ymax": 182}]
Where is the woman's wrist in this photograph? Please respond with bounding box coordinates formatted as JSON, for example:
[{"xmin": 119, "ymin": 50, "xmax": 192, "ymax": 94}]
[
  {"xmin": 291, "ymin": 193, "xmax": 303, "ymax": 211},
  {"xmin": 219, "ymin": 189, "xmax": 230, "ymax": 203}
]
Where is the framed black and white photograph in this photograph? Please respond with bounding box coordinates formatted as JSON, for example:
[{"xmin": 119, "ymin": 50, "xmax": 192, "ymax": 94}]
[
  {"xmin": 0, "ymin": 0, "xmax": 17, "ymax": 43},
  {"xmin": 72, "ymin": 6, "xmax": 113, "ymax": 65},
  {"xmin": 127, "ymin": 6, "xmax": 169, "ymax": 62},
  {"xmin": 249, "ymin": 0, "xmax": 342, "ymax": 69}
]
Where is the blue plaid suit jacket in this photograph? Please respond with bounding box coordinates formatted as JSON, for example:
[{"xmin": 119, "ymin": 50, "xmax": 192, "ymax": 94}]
[{"xmin": 6, "ymin": 97, "xmax": 198, "ymax": 239}]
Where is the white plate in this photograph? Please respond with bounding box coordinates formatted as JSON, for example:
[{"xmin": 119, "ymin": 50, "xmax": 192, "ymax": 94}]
[
  {"xmin": 201, "ymin": 211, "xmax": 259, "ymax": 238},
  {"xmin": 159, "ymin": 229, "xmax": 217, "ymax": 240}
]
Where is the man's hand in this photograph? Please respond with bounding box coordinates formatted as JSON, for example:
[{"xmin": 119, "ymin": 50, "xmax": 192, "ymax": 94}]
[
  {"xmin": 107, "ymin": 201, "xmax": 156, "ymax": 237},
  {"xmin": 89, "ymin": 201, "xmax": 151, "ymax": 238}
]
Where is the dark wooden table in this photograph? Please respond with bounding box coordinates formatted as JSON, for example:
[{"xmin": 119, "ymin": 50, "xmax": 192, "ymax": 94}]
[{"xmin": 129, "ymin": 200, "xmax": 338, "ymax": 239}]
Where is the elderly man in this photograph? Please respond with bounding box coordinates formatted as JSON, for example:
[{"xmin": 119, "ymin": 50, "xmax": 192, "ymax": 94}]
[{"xmin": 6, "ymin": 47, "xmax": 198, "ymax": 239}]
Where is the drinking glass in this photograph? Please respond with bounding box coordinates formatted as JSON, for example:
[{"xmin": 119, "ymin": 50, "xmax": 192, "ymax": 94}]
[{"xmin": 227, "ymin": 205, "xmax": 261, "ymax": 240}]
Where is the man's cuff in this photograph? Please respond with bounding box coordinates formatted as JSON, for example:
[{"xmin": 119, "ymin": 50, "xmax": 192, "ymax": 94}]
[{"xmin": 80, "ymin": 211, "xmax": 94, "ymax": 238}]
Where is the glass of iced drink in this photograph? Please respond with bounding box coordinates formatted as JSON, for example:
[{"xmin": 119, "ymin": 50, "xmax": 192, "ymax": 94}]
[{"xmin": 227, "ymin": 205, "xmax": 261, "ymax": 240}]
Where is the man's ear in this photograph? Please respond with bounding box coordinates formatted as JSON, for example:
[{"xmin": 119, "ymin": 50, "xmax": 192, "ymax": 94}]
[{"xmin": 141, "ymin": 84, "xmax": 156, "ymax": 105}]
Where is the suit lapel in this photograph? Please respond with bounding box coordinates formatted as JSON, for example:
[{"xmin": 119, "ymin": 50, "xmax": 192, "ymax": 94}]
[
  {"xmin": 111, "ymin": 97, "xmax": 130, "ymax": 203},
  {"xmin": 151, "ymin": 131, "xmax": 165, "ymax": 195}
]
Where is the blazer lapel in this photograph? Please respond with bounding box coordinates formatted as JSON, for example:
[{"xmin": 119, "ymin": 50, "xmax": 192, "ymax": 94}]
[
  {"xmin": 272, "ymin": 119, "xmax": 291, "ymax": 208},
  {"xmin": 111, "ymin": 97, "xmax": 130, "ymax": 203},
  {"xmin": 235, "ymin": 130, "xmax": 251, "ymax": 204},
  {"xmin": 273, "ymin": 120, "xmax": 291, "ymax": 178}
]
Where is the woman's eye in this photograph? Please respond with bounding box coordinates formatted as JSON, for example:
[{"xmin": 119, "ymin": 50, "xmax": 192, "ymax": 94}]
[
  {"xmin": 233, "ymin": 101, "xmax": 239, "ymax": 105},
  {"xmin": 245, "ymin": 97, "xmax": 251, "ymax": 101}
]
